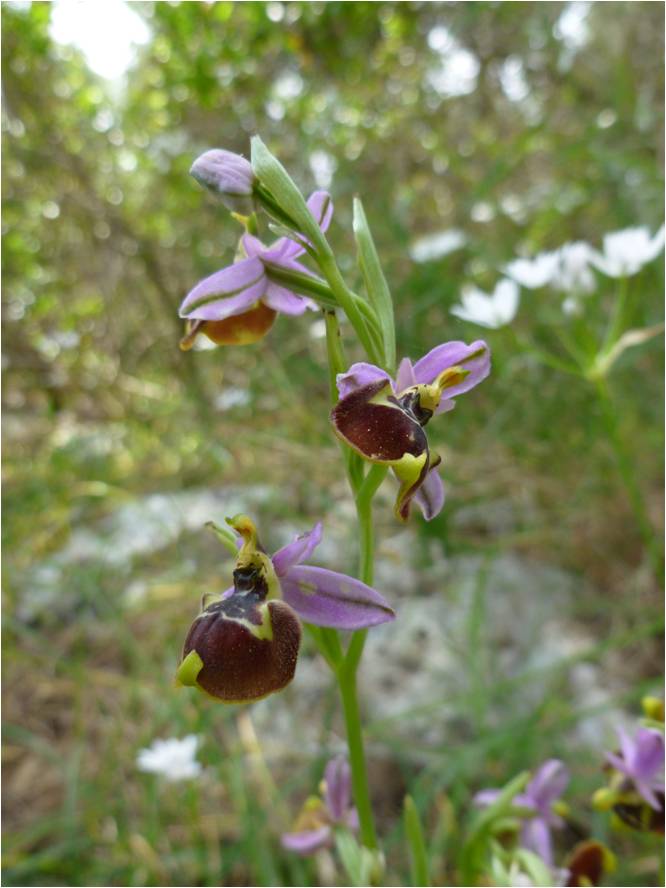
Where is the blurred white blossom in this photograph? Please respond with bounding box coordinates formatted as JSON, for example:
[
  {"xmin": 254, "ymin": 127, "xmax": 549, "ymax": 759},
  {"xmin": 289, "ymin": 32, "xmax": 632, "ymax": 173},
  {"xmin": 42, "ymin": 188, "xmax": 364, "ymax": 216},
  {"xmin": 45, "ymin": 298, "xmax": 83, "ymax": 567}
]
[
  {"xmin": 451, "ymin": 279, "xmax": 519, "ymax": 328},
  {"xmin": 554, "ymin": 241, "xmax": 596, "ymax": 292},
  {"xmin": 591, "ymin": 225, "xmax": 665, "ymax": 277},
  {"xmin": 409, "ymin": 229, "xmax": 467, "ymax": 263},
  {"xmin": 505, "ymin": 251, "xmax": 560, "ymax": 289},
  {"xmin": 506, "ymin": 242, "xmax": 595, "ymax": 293},
  {"xmin": 137, "ymin": 735, "xmax": 202, "ymax": 781}
]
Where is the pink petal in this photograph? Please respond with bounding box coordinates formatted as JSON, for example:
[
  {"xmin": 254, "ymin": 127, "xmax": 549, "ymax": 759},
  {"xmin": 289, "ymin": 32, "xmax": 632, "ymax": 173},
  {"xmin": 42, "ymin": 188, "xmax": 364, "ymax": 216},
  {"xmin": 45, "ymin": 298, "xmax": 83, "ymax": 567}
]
[
  {"xmin": 271, "ymin": 523, "xmax": 323, "ymax": 576},
  {"xmin": 280, "ymin": 565, "xmax": 394, "ymax": 629},
  {"xmin": 179, "ymin": 257, "xmax": 266, "ymax": 321},
  {"xmin": 307, "ymin": 190, "xmax": 334, "ymax": 233},
  {"xmin": 528, "ymin": 760, "xmax": 570, "ymax": 809},
  {"xmin": 520, "ymin": 816, "xmax": 554, "ymax": 866},
  {"xmin": 324, "ymin": 756, "xmax": 352, "ymax": 822},
  {"xmin": 242, "ymin": 233, "xmax": 268, "ymax": 258},
  {"xmin": 412, "ymin": 340, "xmax": 491, "ymax": 412},
  {"xmin": 281, "ymin": 826, "xmax": 332, "ymax": 855},
  {"xmin": 633, "ymin": 728, "xmax": 665, "ymax": 780},
  {"xmin": 395, "ymin": 357, "xmax": 416, "ymax": 393},
  {"xmin": 335, "ymin": 362, "xmax": 391, "ymax": 399},
  {"xmin": 414, "ymin": 466, "xmax": 445, "ymax": 520},
  {"xmin": 263, "ymin": 282, "xmax": 316, "ymax": 315}
]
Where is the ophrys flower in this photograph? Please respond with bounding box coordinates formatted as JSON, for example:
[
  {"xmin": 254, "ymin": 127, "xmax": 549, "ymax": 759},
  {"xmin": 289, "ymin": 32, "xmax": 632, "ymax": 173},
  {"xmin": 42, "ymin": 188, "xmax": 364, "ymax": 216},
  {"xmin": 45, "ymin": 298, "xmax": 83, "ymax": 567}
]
[{"xmin": 177, "ymin": 516, "xmax": 394, "ymax": 703}]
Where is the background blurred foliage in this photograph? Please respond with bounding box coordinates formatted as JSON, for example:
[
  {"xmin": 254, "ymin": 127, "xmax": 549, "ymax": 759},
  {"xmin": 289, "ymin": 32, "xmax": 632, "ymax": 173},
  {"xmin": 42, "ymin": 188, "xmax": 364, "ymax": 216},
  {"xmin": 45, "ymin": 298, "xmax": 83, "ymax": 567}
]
[{"xmin": 2, "ymin": 2, "xmax": 664, "ymax": 886}]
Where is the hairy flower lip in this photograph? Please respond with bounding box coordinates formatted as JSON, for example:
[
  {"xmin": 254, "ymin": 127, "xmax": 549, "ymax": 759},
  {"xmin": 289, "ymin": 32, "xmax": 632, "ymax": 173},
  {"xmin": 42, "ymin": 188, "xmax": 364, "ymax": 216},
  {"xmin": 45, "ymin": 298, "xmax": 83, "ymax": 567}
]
[
  {"xmin": 332, "ymin": 341, "xmax": 490, "ymax": 521},
  {"xmin": 177, "ymin": 517, "xmax": 394, "ymax": 704}
]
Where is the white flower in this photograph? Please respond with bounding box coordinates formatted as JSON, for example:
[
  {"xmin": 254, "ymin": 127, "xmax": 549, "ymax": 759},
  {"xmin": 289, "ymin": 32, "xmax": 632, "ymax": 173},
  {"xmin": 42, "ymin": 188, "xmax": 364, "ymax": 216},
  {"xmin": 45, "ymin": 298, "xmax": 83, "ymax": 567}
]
[
  {"xmin": 137, "ymin": 735, "xmax": 203, "ymax": 781},
  {"xmin": 591, "ymin": 225, "xmax": 665, "ymax": 277},
  {"xmin": 409, "ymin": 229, "xmax": 467, "ymax": 263},
  {"xmin": 450, "ymin": 278, "xmax": 519, "ymax": 328},
  {"xmin": 553, "ymin": 241, "xmax": 596, "ymax": 293},
  {"xmin": 504, "ymin": 251, "xmax": 560, "ymax": 289}
]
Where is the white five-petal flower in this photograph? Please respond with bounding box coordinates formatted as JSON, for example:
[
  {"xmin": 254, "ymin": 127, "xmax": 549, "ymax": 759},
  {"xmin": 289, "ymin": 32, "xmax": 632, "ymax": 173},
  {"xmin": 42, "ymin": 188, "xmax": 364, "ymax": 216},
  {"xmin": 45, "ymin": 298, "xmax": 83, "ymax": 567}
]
[
  {"xmin": 591, "ymin": 225, "xmax": 665, "ymax": 277},
  {"xmin": 137, "ymin": 735, "xmax": 203, "ymax": 781},
  {"xmin": 450, "ymin": 278, "xmax": 519, "ymax": 328}
]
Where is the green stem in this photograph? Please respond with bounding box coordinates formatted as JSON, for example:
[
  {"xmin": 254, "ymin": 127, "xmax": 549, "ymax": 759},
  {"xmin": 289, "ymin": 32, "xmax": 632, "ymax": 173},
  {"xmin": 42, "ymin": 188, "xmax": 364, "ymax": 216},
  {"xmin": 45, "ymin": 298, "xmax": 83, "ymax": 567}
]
[
  {"xmin": 263, "ymin": 261, "xmax": 384, "ymax": 354},
  {"xmin": 315, "ymin": 245, "xmax": 384, "ymax": 365},
  {"xmin": 594, "ymin": 377, "xmax": 663, "ymax": 582},
  {"xmin": 603, "ymin": 275, "xmax": 629, "ymax": 352},
  {"xmin": 322, "ymin": 311, "xmax": 384, "ymax": 849},
  {"xmin": 338, "ymin": 660, "xmax": 378, "ymax": 850},
  {"xmin": 507, "ymin": 327, "xmax": 581, "ymax": 377},
  {"xmin": 334, "ymin": 464, "xmax": 390, "ymax": 852}
]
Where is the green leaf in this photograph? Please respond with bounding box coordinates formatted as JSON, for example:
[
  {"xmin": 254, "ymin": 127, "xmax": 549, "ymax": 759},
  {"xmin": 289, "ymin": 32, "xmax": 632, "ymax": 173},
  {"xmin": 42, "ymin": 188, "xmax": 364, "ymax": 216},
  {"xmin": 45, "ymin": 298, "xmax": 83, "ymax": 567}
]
[
  {"xmin": 403, "ymin": 795, "xmax": 430, "ymax": 887},
  {"xmin": 353, "ymin": 197, "xmax": 396, "ymax": 372},
  {"xmin": 250, "ymin": 136, "xmax": 324, "ymax": 249},
  {"xmin": 458, "ymin": 772, "xmax": 530, "ymax": 885},
  {"xmin": 515, "ymin": 848, "xmax": 557, "ymax": 887},
  {"xmin": 334, "ymin": 831, "xmax": 374, "ymax": 887}
]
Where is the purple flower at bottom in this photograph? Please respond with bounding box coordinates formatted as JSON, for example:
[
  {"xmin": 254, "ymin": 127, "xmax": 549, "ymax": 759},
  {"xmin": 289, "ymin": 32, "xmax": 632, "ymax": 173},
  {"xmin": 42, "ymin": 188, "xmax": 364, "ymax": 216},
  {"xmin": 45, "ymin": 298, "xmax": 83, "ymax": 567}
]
[
  {"xmin": 331, "ymin": 341, "xmax": 490, "ymax": 521},
  {"xmin": 179, "ymin": 191, "xmax": 333, "ymax": 350},
  {"xmin": 176, "ymin": 516, "xmax": 394, "ymax": 703},
  {"xmin": 282, "ymin": 757, "xmax": 359, "ymax": 855},
  {"xmin": 605, "ymin": 726, "xmax": 665, "ymax": 810},
  {"xmin": 475, "ymin": 760, "xmax": 570, "ymax": 866}
]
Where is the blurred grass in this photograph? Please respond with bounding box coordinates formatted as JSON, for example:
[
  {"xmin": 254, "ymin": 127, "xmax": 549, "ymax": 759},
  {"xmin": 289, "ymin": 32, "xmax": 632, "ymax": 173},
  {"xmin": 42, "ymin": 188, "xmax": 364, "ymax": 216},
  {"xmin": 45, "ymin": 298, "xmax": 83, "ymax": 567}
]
[{"xmin": 2, "ymin": 1, "xmax": 664, "ymax": 886}]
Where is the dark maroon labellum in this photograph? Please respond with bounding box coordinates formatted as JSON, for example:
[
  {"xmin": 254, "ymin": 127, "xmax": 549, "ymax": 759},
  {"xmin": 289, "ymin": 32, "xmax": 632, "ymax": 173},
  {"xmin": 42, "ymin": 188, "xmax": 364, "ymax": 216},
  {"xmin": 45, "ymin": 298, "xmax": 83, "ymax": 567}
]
[
  {"xmin": 331, "ymin": 379, "xmax": 429, "ymax": 462},
  {"xmin": 181, "ymin": 566, "xmax": 301, "ymax": 703},
  {"xmin": 565, "ymin": 841, "xmax": 606, "ymax": 886}
]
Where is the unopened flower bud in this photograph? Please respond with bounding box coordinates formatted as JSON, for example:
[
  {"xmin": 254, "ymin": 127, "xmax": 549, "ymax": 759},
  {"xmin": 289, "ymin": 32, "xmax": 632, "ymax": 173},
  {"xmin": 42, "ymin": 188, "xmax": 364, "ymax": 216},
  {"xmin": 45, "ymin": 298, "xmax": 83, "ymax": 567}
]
[{"xmin": 190, "ymin": 149, "xmax": 256, "ymax": 213}]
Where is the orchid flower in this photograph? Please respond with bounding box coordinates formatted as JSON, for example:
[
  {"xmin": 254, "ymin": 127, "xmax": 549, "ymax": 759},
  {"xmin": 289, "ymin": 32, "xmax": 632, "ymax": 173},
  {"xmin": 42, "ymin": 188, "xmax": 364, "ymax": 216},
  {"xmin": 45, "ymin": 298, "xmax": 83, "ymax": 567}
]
[
  {"xmin": 136, "ymin": 735, "xmax": 203, "ymax": 781},
  {"xmin": 475, "ymin": 760, "xmax": 570, "ymax": 865},
  {"xmin": 176, "ymin": 516, "xmax": 394, "ymax": 703},
  {"xmin": 450, "ymin": 279, "xmax": 519, "ymax": 328},
  {"xmin": 605, "ymin": 726, "xmax": 665, "ymax": 810},
  {"xmin": 591, "ymin": 225, "xmax": 665, "ymax": 277},
  {"xmin": 331, "ymin": 341, "xmax": 490, "ymax": 521},
  {"xmin": 179, "ymin": 190, "xmax": 333, "ymax": 349},
  {"xmin": 282, "ymin": 756, "xmax": 359, "ymax": 855}
]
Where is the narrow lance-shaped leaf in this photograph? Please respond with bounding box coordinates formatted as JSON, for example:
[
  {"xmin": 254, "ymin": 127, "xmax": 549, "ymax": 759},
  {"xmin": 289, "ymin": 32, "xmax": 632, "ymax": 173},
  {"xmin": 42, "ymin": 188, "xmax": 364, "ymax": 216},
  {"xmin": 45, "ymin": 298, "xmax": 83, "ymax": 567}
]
[
  {"xmin": 459, "ymin": 772, "xmax": 530, "ymax": 885},
  {"xmin": 403, "ymin": 795, "xmax": 430, "ymax": 887},
  {"xmin": 334, "ymin": 832, "xmax": 376, "ymax": 888},
  {"xmin": 353, "ymin": 197, "xmax": 396, "ymax": 372},
  {"xmin": 250, "ymin": 136, "xmax": 324, "ymax": 250}
]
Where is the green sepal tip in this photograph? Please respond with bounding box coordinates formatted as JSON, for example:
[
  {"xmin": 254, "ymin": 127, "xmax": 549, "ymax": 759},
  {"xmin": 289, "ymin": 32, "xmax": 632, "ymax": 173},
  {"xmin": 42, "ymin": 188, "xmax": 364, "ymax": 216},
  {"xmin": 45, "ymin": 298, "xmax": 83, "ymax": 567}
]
[{"xmin": 176, "ymin": 650, "xmax": 204, "ymax": 687}]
